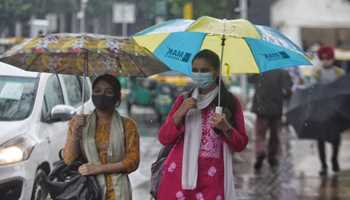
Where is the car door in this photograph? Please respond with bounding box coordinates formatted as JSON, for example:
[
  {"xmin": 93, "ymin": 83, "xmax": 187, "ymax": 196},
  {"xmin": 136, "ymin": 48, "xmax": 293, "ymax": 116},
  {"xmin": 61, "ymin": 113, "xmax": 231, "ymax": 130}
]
[{"xmin": 38, "ymin": 74, "xmax": 68, "ymax": 164}]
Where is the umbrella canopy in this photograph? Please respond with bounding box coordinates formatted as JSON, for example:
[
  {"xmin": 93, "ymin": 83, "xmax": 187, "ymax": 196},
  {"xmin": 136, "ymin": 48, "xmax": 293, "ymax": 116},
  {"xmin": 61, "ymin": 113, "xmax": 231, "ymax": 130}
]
[
  {"xmin": 133, "ymin": 16, "xmax": 311, "ymax": 76},
  {"xmin": 286, "ymin": 75, "xmax": 350, "ymax": 142},
  {"xmin": 0, "ymin": 33, "xmax": 168, "ymax": 76}
]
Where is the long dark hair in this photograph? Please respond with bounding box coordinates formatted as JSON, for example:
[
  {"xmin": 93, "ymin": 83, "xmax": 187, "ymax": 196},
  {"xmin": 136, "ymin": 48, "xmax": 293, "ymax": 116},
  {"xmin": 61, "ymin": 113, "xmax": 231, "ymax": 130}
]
[{"xmin": 192, "ymin": 49, "xmax": 238, "ymax": 125}]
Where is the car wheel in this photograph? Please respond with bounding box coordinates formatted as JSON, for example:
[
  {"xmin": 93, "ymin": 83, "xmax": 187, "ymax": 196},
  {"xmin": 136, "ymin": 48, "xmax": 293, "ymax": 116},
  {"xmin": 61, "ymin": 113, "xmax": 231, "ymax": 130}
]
[{"xmin": 31, "ymin": 169, "xmax": 48, "ymax": 200}]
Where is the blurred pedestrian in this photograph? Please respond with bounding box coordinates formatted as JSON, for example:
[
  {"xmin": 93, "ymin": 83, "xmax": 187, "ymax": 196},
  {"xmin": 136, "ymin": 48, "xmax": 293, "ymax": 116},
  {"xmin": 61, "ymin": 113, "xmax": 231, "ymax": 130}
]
[
  {"xmin": 63, "ymin": 74, "xmax": 140, "ymax": 200},
  {"xmin": 156, "ymin": 50, "xmax": 248, "ymax": 200},
  {"xmin": 311, "ymin": 46, "xmax": 345, "ymax": 176},
  {"xmin": 250, "ymin": 69, "xmax": 292, "ymax": 171},
  {"xmin": 312, "ymin": 46, "xmax": 345, "ymax": 84},
  {"xmin": 287, "ymin": 68, "xmax": 306, "ymax": 91}
]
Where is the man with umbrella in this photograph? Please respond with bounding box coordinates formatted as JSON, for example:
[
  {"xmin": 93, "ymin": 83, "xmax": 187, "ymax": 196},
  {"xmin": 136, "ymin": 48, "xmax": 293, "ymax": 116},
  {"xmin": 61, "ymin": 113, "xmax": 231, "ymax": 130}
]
[{"xmin": 311, "ymin": 46, "xmax": 345, "ymax": 176}]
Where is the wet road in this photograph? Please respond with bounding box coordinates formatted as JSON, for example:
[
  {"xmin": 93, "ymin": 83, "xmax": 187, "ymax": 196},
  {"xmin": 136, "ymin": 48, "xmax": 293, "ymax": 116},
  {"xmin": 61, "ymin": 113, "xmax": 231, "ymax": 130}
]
[{"xmin": 125, "ymin": 105, "xmax": 350, "ymax": 200}]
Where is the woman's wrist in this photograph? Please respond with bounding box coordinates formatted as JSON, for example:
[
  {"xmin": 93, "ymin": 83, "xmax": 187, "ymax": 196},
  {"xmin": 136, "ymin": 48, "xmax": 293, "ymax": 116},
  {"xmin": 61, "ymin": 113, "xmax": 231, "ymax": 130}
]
[
  {"xmin": 223, "ymin": 126, "xmax": 234, "ymax": 139},
  {"xmin": 96, "ymin": 164, "xmax": 106, "ymax": 174},
  {"xmin": 173, "ymin": 111, "xmax": 184, "ymax": 126},
  {"xmin": 222, "ymin": 124, "xmax": 232, "ymax": 132},
  {"xmin": 71, "ymin": 130, "xmax": 82, "ymax": 140},
  {"xmin": 68, "ymin": 133, "xmax": 80, "ymax": 143}
]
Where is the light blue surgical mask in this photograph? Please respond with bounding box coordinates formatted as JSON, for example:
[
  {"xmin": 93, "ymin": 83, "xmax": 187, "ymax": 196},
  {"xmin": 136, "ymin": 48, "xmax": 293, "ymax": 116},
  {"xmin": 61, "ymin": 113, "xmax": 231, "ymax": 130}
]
[{"xmin": 191, "ymin": 72, "xmax": 216, "ymax": 89}]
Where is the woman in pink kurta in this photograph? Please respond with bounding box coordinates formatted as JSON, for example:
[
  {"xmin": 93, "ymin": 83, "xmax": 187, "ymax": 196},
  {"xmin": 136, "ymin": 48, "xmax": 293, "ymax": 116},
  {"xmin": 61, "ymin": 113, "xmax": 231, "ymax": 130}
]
[{"xmin": 156, "ymin": 50, "xmax": 248, "ymax": 200}]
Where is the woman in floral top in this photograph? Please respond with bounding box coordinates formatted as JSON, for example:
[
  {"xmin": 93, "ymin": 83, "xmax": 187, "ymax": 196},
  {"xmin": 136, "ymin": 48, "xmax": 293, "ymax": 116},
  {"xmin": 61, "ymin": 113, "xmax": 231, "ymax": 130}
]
[
  {"xmin": 156, "ymin": 50, "xmax": 248, "ymax": 200},
  {"xmin": 64, "ymin": 74, "xmax": 139, "ymax": 200}
]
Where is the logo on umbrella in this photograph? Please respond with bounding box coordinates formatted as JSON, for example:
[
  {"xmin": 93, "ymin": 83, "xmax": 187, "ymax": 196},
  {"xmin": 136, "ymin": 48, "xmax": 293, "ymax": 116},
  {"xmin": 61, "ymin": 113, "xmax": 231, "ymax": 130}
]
[
  {"xmin": 264, "ymin": 51, "xmax": 290, "ymax": 61},
  {"xmin": 165, "ymin": 48, "xmax": 192, "ymax": 63}
]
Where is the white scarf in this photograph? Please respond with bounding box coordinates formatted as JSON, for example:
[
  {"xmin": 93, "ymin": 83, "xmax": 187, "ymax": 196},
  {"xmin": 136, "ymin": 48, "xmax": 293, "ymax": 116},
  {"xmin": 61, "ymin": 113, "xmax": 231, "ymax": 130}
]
[
  {"xmin": 182, "ymin": 87, "xmax": 236, "ymax": 200},
  {"xmin": 82, "ymin": 111, "xmax": 132, "ymax": 200}
]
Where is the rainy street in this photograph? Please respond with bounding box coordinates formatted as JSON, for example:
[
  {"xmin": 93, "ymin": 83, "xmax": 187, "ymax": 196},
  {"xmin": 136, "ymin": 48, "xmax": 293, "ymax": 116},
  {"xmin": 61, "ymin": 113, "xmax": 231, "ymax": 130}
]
[
  {"xmin": 126, "ymin": 104, "xmax": 350, "ymax": 200},
  {"xmin": 1, "ymin": 1, "xmax": 350, "ymax": 200}
]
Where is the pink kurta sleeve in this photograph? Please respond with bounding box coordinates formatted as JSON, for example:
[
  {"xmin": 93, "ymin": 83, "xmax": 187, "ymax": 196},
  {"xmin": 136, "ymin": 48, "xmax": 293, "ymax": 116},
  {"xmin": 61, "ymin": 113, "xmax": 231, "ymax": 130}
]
[
  {"xmin": 158, "ymin": 95, "xmax": 185, "ymax": 145},
  {"xmin": 222, "ymin": 99, "xmax": 248, "ymax": 152}
]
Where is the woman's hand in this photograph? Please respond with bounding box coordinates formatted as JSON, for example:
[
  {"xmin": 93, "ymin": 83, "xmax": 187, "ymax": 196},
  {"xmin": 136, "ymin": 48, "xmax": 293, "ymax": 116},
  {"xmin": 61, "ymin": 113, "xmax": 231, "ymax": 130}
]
[
  {"xmin": 70, "ymin": 115, "xmax": 87, "ymax": 139},
  {"xmin": 173, "ymin": 97, "xmax": 197, "ymax": 126},
  {"xmin": 211, "ymin": 113, "xmax": 232, "ymax": 133},
  {"xmin": 178, "ymin": 97, "xmax": 197, "ymax": 114},
  {"xmin": 79, "ymin": 163, "xmax": 102, "ymax": 176}
]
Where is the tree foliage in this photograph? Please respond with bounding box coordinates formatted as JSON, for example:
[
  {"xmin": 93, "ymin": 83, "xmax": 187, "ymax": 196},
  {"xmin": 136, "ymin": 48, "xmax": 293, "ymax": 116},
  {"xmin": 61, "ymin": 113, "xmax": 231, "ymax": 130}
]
[
  {"xmin": 86, "ymin": 0, "xmax": 115, "ymax": 18},
  {"xmin": 0, "ymin": 0, "xmax": 33, "ymax": 34},
  {"xmin": 166, "ymin": 0, "xmax": 236, "ymax": 19},
  {"xmin": 0, "ymin": 0, "xmax": 32, "ymax": 22},
  {"xmin": 0, "ymin": 0, "xmax": 238, "ymax": 36},
  {"xmin": 0, "ymin": 0, "xmax": 80, "ymax": 35}
]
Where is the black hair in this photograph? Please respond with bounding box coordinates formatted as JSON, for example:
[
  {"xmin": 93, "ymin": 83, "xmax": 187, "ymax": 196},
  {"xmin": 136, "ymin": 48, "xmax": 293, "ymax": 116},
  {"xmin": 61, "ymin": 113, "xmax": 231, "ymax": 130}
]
[
  {"xmin": 92, "ymin": 74, "xmax": 121, "ymax": 100},
  {"xmin": 192, "ymin": 49, "xmax": 238, "ymax": 126},
  {"xmin": 192, "ymin": 49, "xmax": 221, "ymax": 72}
]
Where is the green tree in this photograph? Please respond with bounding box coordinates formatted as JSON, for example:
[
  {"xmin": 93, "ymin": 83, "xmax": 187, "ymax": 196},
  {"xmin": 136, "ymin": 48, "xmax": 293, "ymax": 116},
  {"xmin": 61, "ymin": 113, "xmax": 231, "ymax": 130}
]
[
  {"xmin": 0, "ymin": 0, "xmax": 33, "ymax": 34},
  {"xmin": 0, "ymin": 0, "xmax": 80, "ymax": 36},
  {"xmin": 166, "ymin": 0, "xmax": 236, "ymax": 19},
  {"xmin": 86, "ymin": 0, "xmax": 115, "ymax": 18}
]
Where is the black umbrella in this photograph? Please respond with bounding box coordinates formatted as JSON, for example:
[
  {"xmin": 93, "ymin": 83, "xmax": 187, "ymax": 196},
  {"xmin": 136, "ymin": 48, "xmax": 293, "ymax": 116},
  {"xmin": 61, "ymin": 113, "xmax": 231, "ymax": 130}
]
[{"xmin": 286, "ymin": 74, "xmax": 350, "ymax": 142}]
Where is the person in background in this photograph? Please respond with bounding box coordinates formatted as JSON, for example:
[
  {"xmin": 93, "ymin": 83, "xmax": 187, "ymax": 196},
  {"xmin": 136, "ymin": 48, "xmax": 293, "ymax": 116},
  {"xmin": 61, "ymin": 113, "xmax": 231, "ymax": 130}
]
[
  {"xmin": 287, "ymin": 68, "xmax": 306, "ymax": 91},
  {"xmin": 311, "ymin": 46, "xmax": 345, "ymax": 176},
  {"xmin": 312, "ymin": 46, "xmax": 345, "ymax": 85},
  {"xmin": 250, "ymin": 69, "xmax": 292, "ymax": 171},
  {"xmin": 64, "ymin": 74, "xmax": 140, "ymax": 200},
  {"xmin": 156, "ymin": 49, "xmax": 248, "ymax": 200}
]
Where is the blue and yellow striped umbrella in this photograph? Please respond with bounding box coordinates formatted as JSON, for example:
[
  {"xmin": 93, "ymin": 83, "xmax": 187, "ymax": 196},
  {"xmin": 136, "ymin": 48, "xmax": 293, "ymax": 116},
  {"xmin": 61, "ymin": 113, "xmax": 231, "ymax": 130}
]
[{"xmin": 133, "ymin": 16, "xmax": 311, "ymax": 76}]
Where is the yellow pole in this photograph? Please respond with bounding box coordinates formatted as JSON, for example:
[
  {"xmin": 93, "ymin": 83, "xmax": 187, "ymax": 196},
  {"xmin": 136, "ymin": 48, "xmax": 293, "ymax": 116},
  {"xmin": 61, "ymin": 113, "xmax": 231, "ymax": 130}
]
[{"xmin": 183, "ymin": 2, "xmax": 193, "ymax": 19}]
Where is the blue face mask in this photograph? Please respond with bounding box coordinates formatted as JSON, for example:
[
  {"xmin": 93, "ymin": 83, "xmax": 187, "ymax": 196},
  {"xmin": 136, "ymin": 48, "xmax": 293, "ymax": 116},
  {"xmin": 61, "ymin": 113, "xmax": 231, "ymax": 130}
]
[{"xmin": 191, "ymin": 72, "xmax": 216, "ymax": 89}]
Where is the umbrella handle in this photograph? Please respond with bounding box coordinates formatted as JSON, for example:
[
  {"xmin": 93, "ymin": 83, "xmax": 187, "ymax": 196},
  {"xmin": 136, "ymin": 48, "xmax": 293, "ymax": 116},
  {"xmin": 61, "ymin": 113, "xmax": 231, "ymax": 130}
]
[
  {"xmin": 80, "ymin": 53, "xmax": 88, "ymax": 115},
  {"xmin": 215, "ymin": 106, "xmax": 223, "ymax": 114},
  {"xmin": 81, "ymin": 74, "xmax": 86, "ymax": 115}
]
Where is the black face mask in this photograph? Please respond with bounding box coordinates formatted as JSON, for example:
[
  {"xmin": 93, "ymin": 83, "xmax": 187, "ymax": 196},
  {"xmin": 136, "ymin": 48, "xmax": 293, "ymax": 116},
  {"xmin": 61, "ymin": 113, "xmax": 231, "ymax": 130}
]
[{"xmin": 92, "ymin": 95, "xmax": 118, "ymax": 111}]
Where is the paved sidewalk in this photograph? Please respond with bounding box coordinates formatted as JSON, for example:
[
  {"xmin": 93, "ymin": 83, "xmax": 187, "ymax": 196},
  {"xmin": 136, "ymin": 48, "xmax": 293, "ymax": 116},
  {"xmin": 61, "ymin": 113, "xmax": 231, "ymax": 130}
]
[{"xmin": 233, "ymin": 128, "xmax": 350, "ymax": 200}]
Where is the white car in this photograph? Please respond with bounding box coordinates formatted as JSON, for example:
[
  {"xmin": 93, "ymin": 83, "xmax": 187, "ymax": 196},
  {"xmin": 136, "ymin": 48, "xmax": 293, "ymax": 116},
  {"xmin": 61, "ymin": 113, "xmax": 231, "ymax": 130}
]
[{"xmin": 0, "ymin": 62, "xmax": 92, "ymax": 200}]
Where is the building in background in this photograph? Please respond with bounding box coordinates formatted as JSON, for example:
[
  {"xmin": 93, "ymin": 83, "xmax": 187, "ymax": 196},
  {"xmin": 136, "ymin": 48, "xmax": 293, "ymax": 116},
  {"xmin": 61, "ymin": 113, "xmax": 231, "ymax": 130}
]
[
  {"xmin": 247, "ymin": 0, "xmax": 273, "ymax": 26},
  {"xmin": 272, "ymin": 0, "xmax": 350, "ymax": 50},
  {"xmin": 272, "ymin": 0, "xmax": 350, "ymax": 73}
]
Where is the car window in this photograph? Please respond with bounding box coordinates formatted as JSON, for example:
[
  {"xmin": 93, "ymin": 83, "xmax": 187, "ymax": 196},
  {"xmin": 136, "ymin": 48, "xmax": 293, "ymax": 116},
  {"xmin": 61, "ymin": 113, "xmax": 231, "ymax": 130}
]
[
  {"xmin": 79, "ymin": 77, "xmax": 91, "ymax": 103},
  {"xmin": 61, "ymin": 75, "xmax": 82, "ymax": 106},
  {"xmin": 42, "ymin": 75, "xmax": 64, "ymax": 119},
  {"xmin": 0, "ymin": 76, "xmax": 38, "ymax": 121}
]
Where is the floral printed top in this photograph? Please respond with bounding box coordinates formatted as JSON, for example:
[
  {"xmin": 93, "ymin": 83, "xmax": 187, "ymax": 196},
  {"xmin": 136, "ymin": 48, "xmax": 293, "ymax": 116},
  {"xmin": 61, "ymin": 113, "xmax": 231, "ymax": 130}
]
[{"xmin": 156, "ymin": 95, "xmax": 248, "ymax": 200}]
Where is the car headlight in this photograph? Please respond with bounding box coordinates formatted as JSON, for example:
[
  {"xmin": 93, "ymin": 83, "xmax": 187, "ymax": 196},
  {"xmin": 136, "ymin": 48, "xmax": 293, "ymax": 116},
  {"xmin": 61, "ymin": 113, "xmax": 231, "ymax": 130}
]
[{"xmin": 0, "ymin": 136, "xmax": 36, "ymax": 165}]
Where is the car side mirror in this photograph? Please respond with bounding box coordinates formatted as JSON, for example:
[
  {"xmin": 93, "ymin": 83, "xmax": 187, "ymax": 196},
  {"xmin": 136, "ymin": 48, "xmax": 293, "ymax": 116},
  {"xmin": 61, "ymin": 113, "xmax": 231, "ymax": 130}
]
[{"xmin": 51, "ymin": 105, "xmax": 76, "ymax": 122}]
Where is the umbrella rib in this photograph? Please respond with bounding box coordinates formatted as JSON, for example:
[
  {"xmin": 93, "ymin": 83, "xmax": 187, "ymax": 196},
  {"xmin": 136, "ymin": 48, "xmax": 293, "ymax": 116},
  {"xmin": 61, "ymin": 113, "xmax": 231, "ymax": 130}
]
[
  {"xmin": 125, "ymin": 53, "xmax": 147, "ymax": 76},
  {"xmin": 27, "ymin": 53, "xmax": 42, "ymax": 72}
]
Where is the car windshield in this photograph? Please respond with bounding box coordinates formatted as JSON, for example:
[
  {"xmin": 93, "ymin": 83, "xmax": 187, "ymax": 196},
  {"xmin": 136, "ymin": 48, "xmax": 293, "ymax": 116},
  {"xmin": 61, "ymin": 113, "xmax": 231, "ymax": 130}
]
[{"xmin": 0, "ymin": 76, "xmax": 38, "ymax": 121}]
